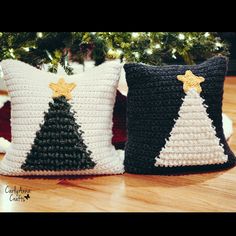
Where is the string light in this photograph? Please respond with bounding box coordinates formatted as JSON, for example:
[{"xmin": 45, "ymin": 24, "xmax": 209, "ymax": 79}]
[
  {"xmin": 107, "ymin": 48, "xmax": 122, "ymax": 58},
  {"xmin": 108, "ymin": 48, "xmax": 113, "ymax": 54},
  {"xmin": 132, "ymin": 32, "xmax": 139, "ymax": 38},
  {"xmin": 116, "ymin": 49, "xmax": 123, "ymax": 56},
  {"xmin": 146, "ymin": 49, "xmax": 153, "ymax": 55},
  {"xmin": 133, "ymin": 52, "xmax": 140, "ymax": 59},
  {"xmin": 172, "ymin": 48, "xmax": 177, "ymax": 54},
  {"xmin": 186, "ymin": 36, "xmax": 193, "ymax": 46},
  {"xmin": 9, "ymin": 48, "xmax": 15, "ymax": 58},
  {"xmin": 204, "ymin": 32, "xmax": 210, "ymax": 38},
  {"xmin": 178, "ymin": 33, "xmax": 185, "ymax": 40},
  {"xmin": 172, "ymin": 48, "xmax": 177, "ymax": 59},
  {"xmin": 46, "ymin": 50, "xmax": 53, "ymax": 60},
  {"xmin": 37, "ymin": 32, "xmax": 43, "ymax": 38},
  {"xmin": 23, "ymin": 47, "xmax": 30, "ymax": 52},
  {"xmin": 215, "ymin": 42, "xmax": 223, "ymax": 48},
  {"xmin": 155, "ymin": 43, "xmax": 161, "ymax": 49}
]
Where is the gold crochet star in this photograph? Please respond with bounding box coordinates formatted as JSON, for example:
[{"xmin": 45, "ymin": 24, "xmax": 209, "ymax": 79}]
[
  {"xmin": 49, "ymin": 78, "xmax": 76, "ymax": 100},
  {"xmin": 177, "ymin": 70, "xmax": 205, "ymax": 94}
]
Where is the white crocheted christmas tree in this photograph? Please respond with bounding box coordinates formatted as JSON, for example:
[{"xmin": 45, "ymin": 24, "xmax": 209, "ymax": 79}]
[{"xmin": 155, "ymin": 70, "xmax": 228, "ymax": 167}]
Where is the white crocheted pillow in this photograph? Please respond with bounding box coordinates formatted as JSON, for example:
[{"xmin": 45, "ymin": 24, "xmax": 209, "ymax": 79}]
[{"xmin": 0, "ymin": 59, "xmax": 124, "ymax": 176}]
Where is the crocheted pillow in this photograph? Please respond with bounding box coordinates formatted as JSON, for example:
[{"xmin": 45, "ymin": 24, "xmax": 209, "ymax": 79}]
[
  {"xmin": 0, "ymin": 59, "xmax": 124, "ymax": 176},
  {"xmin": 0, "ymin": 91, "xmax": 127, "ymax": 153},
  {"xmin": 124, "ymin": 56, "xmax": 236, "ymax": 174}
]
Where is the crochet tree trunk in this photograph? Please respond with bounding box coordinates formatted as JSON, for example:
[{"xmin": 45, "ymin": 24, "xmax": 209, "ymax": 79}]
[{"xmin": 21, "ymin": 79, "xmax": 96, "ymax": 172}]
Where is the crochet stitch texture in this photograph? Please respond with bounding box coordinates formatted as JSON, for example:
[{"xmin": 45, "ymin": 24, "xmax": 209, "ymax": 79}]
[
  {"xmin": 124, "ymin": 56, "xmax": 236, "ymax": 174},
  {"xmin": 0, "ymin": 59, "xmax": 124, "ymax": 176}
]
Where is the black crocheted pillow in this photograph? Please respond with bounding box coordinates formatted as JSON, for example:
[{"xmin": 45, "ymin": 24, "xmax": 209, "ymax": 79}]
[{"xmin": 124, "ymin": 56, "xmax": 236, "ymax": 174}]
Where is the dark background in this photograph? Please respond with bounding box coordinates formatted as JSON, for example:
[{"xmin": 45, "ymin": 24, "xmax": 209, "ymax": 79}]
[{"xmin": 218, "ymin": 32, "xmax": 236, "ymax": 75}]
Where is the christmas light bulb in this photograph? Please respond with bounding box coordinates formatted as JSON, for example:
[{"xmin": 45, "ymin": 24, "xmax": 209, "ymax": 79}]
[
  {"xmin": 107, "ymin": 48, "xmax": 120, "ymax": 58},
  {"xmin": 132, "ymin": 32, "xmax": 139, "ymax": 38},
  {"xmin": 23, "ymin": 47, "xmax": 30, "ymax": 52},
  {"xmin": 133, "ymin": 52, "xmax": 140, "ymax": 58},
  {"xmin": 146, "ymin": 49, "xmax": 153, "ymax": 55},
  {"xmin": 204, "ymin": 32, "xmax": 210, "ymax": 37},
  {"xmin": 116, "ymin": 49, "xmax": 123, "ymax": 56},
  {"xmin": 172, "ymin": 48, "xmax": 177, "ymax": 59},
  {"xmin": 215, "ymin": 42, "xmax": 223, "ymax": 48},
  {"xmin": 155, "ymin": 43, "xmax": 161, "ymax": 49},
  {"xmin": 9, "ymin": 48, "xmax": 15, "ymax": 58},
  {"xmin": 37, "ymin": 32, "xmax": 43, "ymax": 38},
  {"xmin": 178, "ymin": 33, "xmax": 185, "ymax": 40}
]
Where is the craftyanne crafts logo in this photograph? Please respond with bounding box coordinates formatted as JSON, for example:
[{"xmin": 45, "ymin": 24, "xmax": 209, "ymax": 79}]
[{"xmin": 5, "ymin": 185, "xmax": 31, "ymax": 202}]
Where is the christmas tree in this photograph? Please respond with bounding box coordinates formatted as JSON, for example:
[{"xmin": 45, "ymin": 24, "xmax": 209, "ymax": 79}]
[
  {"xmin": 21, "ymin": 78, "xmax": 96, "ymax": 171},
  {"xmin": 0, "ymin": 32, "xmax": 108, "ymax": 74},
  {"xmin": 0, "ymin": 32, "xmax": 229, "ymax": 76},
  {"xmin": 99, "ymin": 32, "xmax": 229, "ymax": 65},
  {"xmin": 155, "ymin": 70, "xmax": 228, "ymax": 167}
]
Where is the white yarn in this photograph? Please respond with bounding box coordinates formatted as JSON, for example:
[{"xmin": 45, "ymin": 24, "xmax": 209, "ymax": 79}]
[
  {"xmin": 223, "ymin": 113, "xmax": 233, "ymax": 140},
  {"xmin": 155, "ymin": 89, "xmax": 228, "ymax": 167},
  {"xmin": 0, "ymin": 137, "xmax": 11, "ymax": 153},
  {"xmin": 0, "ymin": 59, "xmax": 124, "ymax": 176}
]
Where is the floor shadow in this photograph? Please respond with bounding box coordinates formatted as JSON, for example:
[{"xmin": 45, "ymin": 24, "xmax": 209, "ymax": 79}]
[
  {"xmin": 19, "ymin": 174, "xmax": 98, "ymax": 180},
  {"xmin": 1, "ymin": 166, "xmax": 235, "ymax": 192},
  {"xmin": 0, "ymin": 173, "xmax": 124, "ymax": 192},
  {"xmin": 122, "ymin": 167, "xmax": 234, "ymax": 188}
]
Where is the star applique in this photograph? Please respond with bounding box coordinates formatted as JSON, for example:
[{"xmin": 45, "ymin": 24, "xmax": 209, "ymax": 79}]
[
  {"xmin": 49, "ymin": 78, "xmax": 76, "ymax": 100},
  {"xmin": 177, "ymin": 70, "xmax": 205, "ymax": 94}
]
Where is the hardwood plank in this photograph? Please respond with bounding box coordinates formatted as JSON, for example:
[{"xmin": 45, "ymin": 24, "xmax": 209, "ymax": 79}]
[{"xmin": 1, "ymin": 77, "xmax": 236, "ymax": 212}]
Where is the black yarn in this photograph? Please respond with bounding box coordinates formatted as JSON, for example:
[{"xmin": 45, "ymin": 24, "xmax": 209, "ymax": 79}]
[
  {"xmin": 21, "ymin": 96, "xmax": 96, "ymax": 172},
  {"xmin": 124, "ymin": 56, "xmax": 236, "ymax": 175}
]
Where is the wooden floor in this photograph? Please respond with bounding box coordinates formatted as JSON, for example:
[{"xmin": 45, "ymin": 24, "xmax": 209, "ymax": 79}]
[{"xmin": 1, "ymin": 77, "xmax": 236, "ymax": 212}]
